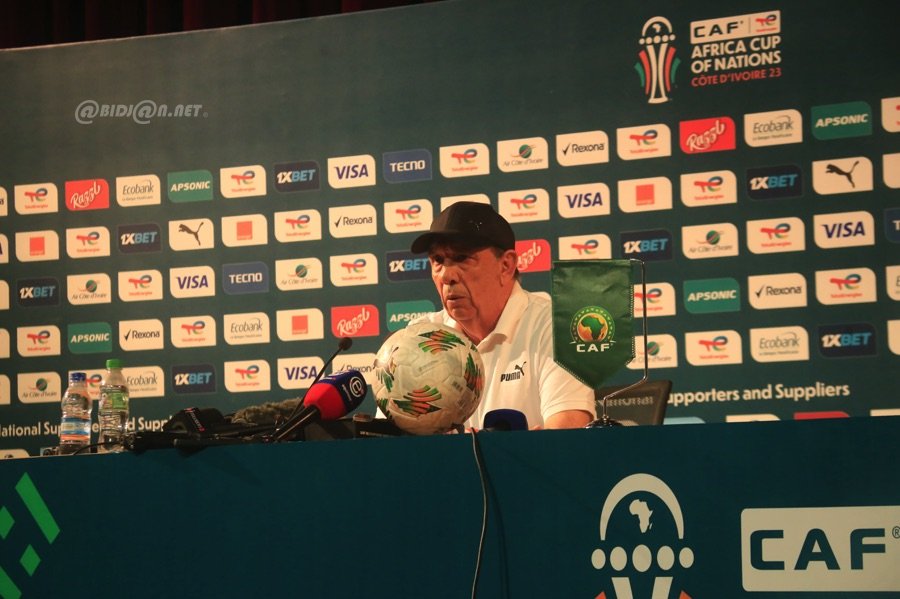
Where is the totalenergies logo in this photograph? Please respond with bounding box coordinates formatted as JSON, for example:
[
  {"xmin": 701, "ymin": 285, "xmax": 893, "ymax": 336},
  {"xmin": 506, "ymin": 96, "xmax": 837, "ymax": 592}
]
[
  {"xmin": 26, "ymin": 331, "xmax": 52, "ymax": 345},
  {"xmin": 698, "ymin": 336, "xmax": 728, "ymax": 352},
  {"xmin": 571, "ymin": 239, "xmax": 600, "ymax": 255},
  {"xmin": 76, "ymin": 231, "xmax": 101, "ymax": 246},
  {"xmin": 693, "ymin": 176, "xmax": 723, "ymax": 193},
  {"xmin": 230, "ymin": 170, "xmax": 255, "ymax": 186},
  {"xmin": 630, "ymin": 130, "xmax": 658, "ymax": 146},
  {"xmin": 451, "ymin": 148, "xmax": 478, "ymax": 164},
  {"xmin": 635, "ymin": 288, "xmax": 663, "ymax": 304},
  {"xmin": 286, "ymin": 214, "xmax": 311, "ymax": 229},
  {"xmin": 235, "ymin": 364, "xmax": 260, "ymax": 380},
  {"xmin": 590, "ymin": 473, "xmax": 694, "ymax": 598},
  {"xmin": 128, "ymin": 274, "xmax": 153, "ymax": 289},
  {"xmin": 341, "ymin": 258, "xmax": 367, "ymax": 273},
  {"xmin": 509, "ymin": 193, "xmax": 538, "ymax": 210},
  {"xmin": 181, "ymin": 321, "xmax": 206, "ymax": 335},
  {"xmin": 830, "ymin": 273, "xmax": 861, "ymax": 290},
  {"xmin": 571, "ymin": 306, "xmax": 616, "ymax": 353},
  {"xmin": 760, "ymin": 223, "xmax": 791, "ymax": 239},
  {"xmin": 24, "ymin": 188, "xmax": 48, "ymax": 203},
  {"xmin": 396, "ymin": 204, "xmax": 422, "ymax": 220}
]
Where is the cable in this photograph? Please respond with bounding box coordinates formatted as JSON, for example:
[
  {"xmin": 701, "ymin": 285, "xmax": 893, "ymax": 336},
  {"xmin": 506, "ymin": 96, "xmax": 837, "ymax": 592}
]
[
  {"xmin": 69, "ymin": 441, "xmax": 120, "ymax": 455},
  {"xmin": 470, "ymin": 428, "xmax": 488, "ymax": 599}
]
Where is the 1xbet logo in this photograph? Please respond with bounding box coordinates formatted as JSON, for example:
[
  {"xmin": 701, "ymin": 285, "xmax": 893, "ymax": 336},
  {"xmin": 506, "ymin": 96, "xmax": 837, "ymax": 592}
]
[
  {"xmin": 274, "ymin": 161, "xmax": 319, "ymax": 192},
  {"xmin": 620, "ymin": 229, "xmax": 673, "ymax": 261},
  {"xmin": 818, "ymin": 323, "xmax": 876, "ymax": 358},
  {"xmin": 118, "ymin": 223, "xmax": 161, "ymax": 254},
  {"xmin": 746, "ymin": 165, "xmax": 802, "ymax": 200}
]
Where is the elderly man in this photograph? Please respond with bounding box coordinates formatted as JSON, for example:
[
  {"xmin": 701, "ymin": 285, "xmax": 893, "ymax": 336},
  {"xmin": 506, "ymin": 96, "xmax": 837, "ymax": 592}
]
[{"xmin": 409, "ymin": 201, "xmax": 596, "ymax": 429}]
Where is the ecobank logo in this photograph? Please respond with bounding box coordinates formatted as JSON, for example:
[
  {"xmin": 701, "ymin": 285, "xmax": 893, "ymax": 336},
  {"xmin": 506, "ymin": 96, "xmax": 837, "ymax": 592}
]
[
  {"xmin": 14, "ymin": 183, "xmax": 58, "ymax": 215},
  {"xmin": 167, "ymin": 170, "xmax": 213, "ymax": 202},
  {"xmin": 274, "ymin": 161, "xmax": 319, "ymax": 192},
  {"xmin": 274, "ymin": 209, "xmax": 322, "ymax": 243},
  {"xmin": 223, "ymin": 312, "xmax": 270, "ymax": 346},
  {"xmin": 383, "ymin": 200, "xmax": 432, "ymax": 234},
  {"xmin": 741, "ymin": 505, "xmax": 900, "ymax": 592},
  {"xmin": 66, "ymin": 273, "xmax": 111, "ymax": 305},
  {"xmin": 116, "ymin": 174, "xmax": 160, "ymax": 207},
  {"xmin": 744, "ymin": 109, "xmax": 802, "ymax": 147},
  {"xmin": 0, "ymin": 473, "xmax": 61, "ymax": 599},
  {"xmin": 749, "ymin": 326, "xmax": 809, "ymax": 363},
  {"xmin": 66, "ymin": 226, "xmax": 111, "ymax": 259},
  {"xmin": 811, "ymin": 101, "xmax": 872, "ymax": 140}
]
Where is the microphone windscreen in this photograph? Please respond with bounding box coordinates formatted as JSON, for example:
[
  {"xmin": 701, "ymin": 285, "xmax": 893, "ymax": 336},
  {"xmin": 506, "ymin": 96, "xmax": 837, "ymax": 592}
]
[
  {"xmin": 482, "ymin": 409, "xmax": 528, "ymax": 431},
  {"xmin": 303, "ymin": 369, "xmax": 367, "ymax": 420}
]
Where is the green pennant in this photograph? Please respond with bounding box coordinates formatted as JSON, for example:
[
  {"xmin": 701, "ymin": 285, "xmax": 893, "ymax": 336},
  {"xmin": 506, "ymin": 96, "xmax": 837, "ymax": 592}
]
[{"xmin": 551, "ymin": 260, "xmax": 636, "ymax": 389}]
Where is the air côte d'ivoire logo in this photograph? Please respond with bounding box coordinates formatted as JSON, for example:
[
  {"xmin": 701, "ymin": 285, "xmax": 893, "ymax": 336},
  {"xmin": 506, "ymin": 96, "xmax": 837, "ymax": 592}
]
[{"xmin": 570, "ymin": 306, "xmax": 616, "ymax": 353}]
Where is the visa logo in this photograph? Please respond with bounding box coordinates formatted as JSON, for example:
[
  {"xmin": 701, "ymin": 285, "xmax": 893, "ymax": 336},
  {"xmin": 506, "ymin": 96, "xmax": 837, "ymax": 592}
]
[
  {"xmin": 176, "ymin": 275, "xmax": 209, "ymax": 289},
  {"xmin": 284, "ymin": 365, "xmax": 318, "ymax": 381},
  {"xmin": 566, "ymin": 193, "xmax": 603, "ymax": 208},
  {"xmin": 335, "ymin": 164, "xmax": 369, "ymax": 179},
  {"xmin": 822, "ymin": 221, "xmax": 866, "ymax": 238}
]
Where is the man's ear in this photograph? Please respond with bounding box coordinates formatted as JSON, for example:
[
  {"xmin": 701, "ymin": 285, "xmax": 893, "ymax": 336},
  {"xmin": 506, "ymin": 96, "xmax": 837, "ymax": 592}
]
[{"xmin": 500, "ymin": 249, "xmax": 519, "ymax": 280}]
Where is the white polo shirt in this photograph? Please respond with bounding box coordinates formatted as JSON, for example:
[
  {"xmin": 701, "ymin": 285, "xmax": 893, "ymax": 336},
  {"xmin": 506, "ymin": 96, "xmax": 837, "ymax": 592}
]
[{"xmin": 413, "ymin": 282, "xmax": 596, "ymax": 428}]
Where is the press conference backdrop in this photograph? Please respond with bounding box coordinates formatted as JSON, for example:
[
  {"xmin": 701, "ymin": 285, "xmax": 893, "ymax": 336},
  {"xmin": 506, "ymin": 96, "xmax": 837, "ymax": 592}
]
[{"xmin": 0, "ymin": 0, "xmax": 898, "ymax": 455}]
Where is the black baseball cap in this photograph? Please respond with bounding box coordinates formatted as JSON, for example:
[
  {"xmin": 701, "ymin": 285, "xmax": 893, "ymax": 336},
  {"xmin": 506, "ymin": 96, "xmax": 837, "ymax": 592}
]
[{"xmin": 410, "ymin": 201, "xmax": 515, "ymax": 254}]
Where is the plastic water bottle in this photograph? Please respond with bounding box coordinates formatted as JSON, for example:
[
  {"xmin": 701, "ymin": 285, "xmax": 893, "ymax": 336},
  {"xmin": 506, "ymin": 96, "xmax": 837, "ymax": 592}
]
[
  {"xmin": 98, "ymin": 359, "xmax": 130, "ymax": 452},
  {"xmin": 59, "ymin": 372, "xmax": 92, "ymax": 455}
]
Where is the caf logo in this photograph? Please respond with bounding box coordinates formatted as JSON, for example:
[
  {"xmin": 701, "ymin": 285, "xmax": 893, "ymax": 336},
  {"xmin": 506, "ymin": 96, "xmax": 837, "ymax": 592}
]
[{"xmin": 571, "ymin": 306, "xmax": 616, "ymax": 352}]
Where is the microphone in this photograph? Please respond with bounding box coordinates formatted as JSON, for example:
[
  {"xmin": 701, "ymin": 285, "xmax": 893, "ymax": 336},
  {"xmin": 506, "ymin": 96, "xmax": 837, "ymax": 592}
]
[
  {"xmin": 273, "ymin": 369, "xmax": 368, "ymax": 442},
  {"xmin": 482, "ymin": 409, "xmax": 528, "ymax": 431},
  {"xmin": 275, "ymin": 337, "xmax": 353, "ymax": 425}
]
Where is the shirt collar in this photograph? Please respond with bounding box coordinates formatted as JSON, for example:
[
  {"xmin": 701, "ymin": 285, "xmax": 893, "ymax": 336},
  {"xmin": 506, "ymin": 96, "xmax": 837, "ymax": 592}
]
[{"xmin": 477, "ymin": 281, "xmax": 526, "ymax": 351}]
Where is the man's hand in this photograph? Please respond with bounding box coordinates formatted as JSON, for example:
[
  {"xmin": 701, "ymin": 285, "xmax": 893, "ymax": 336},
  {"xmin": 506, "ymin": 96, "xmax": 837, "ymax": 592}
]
[{"xmin": 543, "ymin": 409, "xmax": 594, "ymax": 429}]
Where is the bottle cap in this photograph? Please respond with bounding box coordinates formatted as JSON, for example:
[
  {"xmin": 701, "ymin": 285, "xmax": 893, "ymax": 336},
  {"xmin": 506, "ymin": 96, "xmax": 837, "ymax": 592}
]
[
  {"xmin": 69, "ymin": 372, "xmax": 87, "ymax": 382},
  {"xmin": 106, "ymin": 358, "xmax": 123, "ymax": 369}
]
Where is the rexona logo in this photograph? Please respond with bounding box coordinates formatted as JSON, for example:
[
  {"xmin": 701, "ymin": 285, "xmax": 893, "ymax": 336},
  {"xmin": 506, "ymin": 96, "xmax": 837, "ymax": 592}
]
[
  {"xmin": 170, "ymin": 315, "xmax": 216, "ymax": 348},
  {"xmin": 617, "ymin": 177, "xmax": 673, "ymax": 213},
  {"xmin": 277, "ymin": 356, "xmax": 325, "ymax": 390},
  {"xmin": 679, "ymin": 116, "xmax": 736, "ymax": 154},
  {"xmin": 589, "ymin": 474, "xmax": 693, "ymax": 598},
  {"xmin": 116, "ymin": 174, "xmax": 161, "ymax": 207},
  {"xmin": 274, "ymin": 209, "xmax": 322, "ymax": 243},
  {"xmin": 812, "ymin": 156, "xmax": 873, "ymax": 195},
  {"xmin": 330, "ymin": 253, "xmax": 378, "ymax": 287},
  {"xmin": 749, "ymin": 326, "xmax": 809, "ymax": 363},
  {"xmin": 17, "ymin": 372, "xmax": 62, "ymax": 403},
  {"xmin": 557, "ymin": 182, "xmax": 610, "ymax": 219},
  {"xmin": 818, "ymin": 323, "xmax": 877, "ymax": 358},
  {"xmin": 275, "ymin": 308, "xmax": 325, "ymax": 342},
  {"xmin": 439, "ymin": 143, "xmax": 490, "ymax": 178},
  {"xmin": 746, "ymin": 164, "xmax": 802, "ymax": 200},
  {"xmin": 386, "ymin": 251, "xmax": 430, "ymax": 282},
  {"xmin": 327, "ymin": 154, "xmax": 376, "ymax": 189},
  {"xmin": 65, "ymin": 226, "xmax": 111, "ymax": 259},
  {"xmin": 741, "ymin": 505, "xmax": 900, "ymax": 592},
  {"xmin": 516, "ymin": 239, "xmax": 551, "ymax": 273},
  {"xmin": 621, "ymin": 229, "xmax": 673, "ymax": 261},
  {"xmin": 811, "ymin": 101, "xmax": 873, "ymax": 140},
  {"xmin": 172, "ymin": 364, "xmax": 217, "ymax": 394},
  {"xmin": 0, "ymin": 472, "xmax": 61, "ymax": 599},
  {"xmin": 556, "ymin": 130, "xmax": 609, "ymax": 166},
  {"xmin": 815, "ymin": 267, "xmax": 877, "ymax": 305},
  {"xmin": 273, "ymin": 160, "xmax": 319, "ymax": 192},
  {"xmin": 328, "ymin": 204, "xmax": 377, "ymax": 238},
  {"xmin": 744, "ymin": 109, "xmax": 802, "ymax": 147},
  {"xmin": 333, "ymin": 353, "xmax": 378, "ymax": 386},
  {"xmin": 497, "ymin": 137, "xmax": 549, "ymax": 172},
  {"xmin": 169, "ymin": 265, "xmax": 215, "ymax": 299},
  {"xmin": 17, "ymin": 326, "xmax": 61, "ymax": 358},
  {"xmin": 119, "ymin": 319, "xmax": 164, "ymax": 351},
  {"xmin": 746, "ymin": 217, "xmax": 805, "ymax": 254},
  {"xmin": 814, "ymin": 210, "xmax": 874, "ymax": 249},
  {"xmin": 275, "ymin": 257, "xmax": 323, "ymax": 291},
  {"xmin": 558, "ymin": 234, "xmax": 612, "ymax": 261},
  {"xmin": 747, "ymin": 272, "xmax": 807, "ymax": 310},
  {"xmin": 627, "ymin": 334, "xmax": 679, "ymax": 369},
  {"xmin": 117, "ymin": 269, "xmax": 163, "ymax": 302},
  {"xmin": 66, "ymin": 273, "xmax": 112, "ymax": 306},
  {"xmin": 222, "ymin": 262, "xmax": 269, "ymax": 295},
  {"xmin": 685, "ymin": 329, "xmax": 743, "ymax": 365},
  {"xmin": 168, "ymin": 218, "xmax": 214, "ymax": 251},
  {"xmin": 17, "ymin": 277, "xmax": 59, "ymax": 308},
  {"xmin": 167, "ymin": 170, "xmax": 213, "ymax": 202},
  {"xmin": 67, "ymin": 322, "xmax": 112, "ymax": 354},
  {"xmin": 634, "ymin": 282, "xmax": 677, "ymax": 318},
  {"xmin": 224, "ymin": 359, "xmax": 271, "ymax": 393},
  {"xmin": 331, "ymin": 304, "xmax": 380, "ymax": 338},
  {"xmin": 382, "ymin": 149, "xmax": 432, "ymax": 183},
  {"xmin": 223, "ymin": 312, "xmax": 270, "ymax": 346},
  {"xmin": 680, "ymin": 170, "xmax": 737, "ymax": 207},
  {"xmin": 15, "ymin": 230, "xmax": 60, "ymax": 263},
  {"xmin": 498, "ymin": 188, "xmax": 549, "ymax": 223},
  {"xmin": 117, "ymin": 223, "xmax": 161, "ymax": 254},
  {"xmin": 681, "ymin": 223, "xmax": 739, "ymax": 259},
  {"xmin": 386, "ymin": 299, "xmax": 436, "ymax": 332},
  {"xmin": 222, "ymin": 214, "xmax": 268, "ymax": 247},
  {"xmin": 383, "ymin": 200, "xmax": 433, "ymax": 234},
  {"xmin": 14, "ymin": 183, "xmax": 59, "ymax": 215},
  {"xmin": 219, "ymin": 165, "xmax": 266, "ymax": 198},
  {"xmin": 616, "ymin": 124, "xmax": 672, "ymax": 160},
  {"xmin": 683, "ymin": 278, "xmax": 740, "ymax": 314}
]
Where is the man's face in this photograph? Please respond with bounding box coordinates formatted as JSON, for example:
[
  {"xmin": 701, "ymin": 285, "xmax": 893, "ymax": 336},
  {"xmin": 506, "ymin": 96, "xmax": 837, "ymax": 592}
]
[{"xmin": 428, "ymin": 242, "xmax": 516, "ymax": 335}]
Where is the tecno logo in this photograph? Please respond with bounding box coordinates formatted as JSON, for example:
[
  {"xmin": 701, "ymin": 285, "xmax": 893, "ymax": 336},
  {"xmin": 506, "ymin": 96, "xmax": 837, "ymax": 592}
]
[{"xmin": 741, "ymin": 506, "xmax": 900, "ymax": 592}]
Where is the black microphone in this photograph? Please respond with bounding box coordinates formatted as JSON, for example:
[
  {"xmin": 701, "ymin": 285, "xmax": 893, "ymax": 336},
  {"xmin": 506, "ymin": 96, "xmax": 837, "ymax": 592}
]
[
  {"xmin": 274, "ymin": 370, "xmax": 368, "ymax": 442},
  {"xmin": 482, "ymin": 409, "xmax": 528, "ymax": 431}
]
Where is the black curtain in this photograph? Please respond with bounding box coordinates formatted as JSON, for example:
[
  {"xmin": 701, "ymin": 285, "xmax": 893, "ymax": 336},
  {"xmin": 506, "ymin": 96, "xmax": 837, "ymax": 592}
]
[{"xmin": 0, "ymin": 0, "xmax": 437, "ymax": 49}]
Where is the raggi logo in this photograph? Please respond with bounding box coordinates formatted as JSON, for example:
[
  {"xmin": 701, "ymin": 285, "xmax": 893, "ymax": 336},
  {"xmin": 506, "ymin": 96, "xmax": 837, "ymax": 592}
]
[
  {"xmin": 679, "ymin": 116, "xmax": 736, "ymax": 154},
  {"xmin": 331, "ymin": 305, "xmax": 380, "ymax": 338},
  {"xmin": 65, "ymin": 178, "xmax": 110, "ymax": 211}
]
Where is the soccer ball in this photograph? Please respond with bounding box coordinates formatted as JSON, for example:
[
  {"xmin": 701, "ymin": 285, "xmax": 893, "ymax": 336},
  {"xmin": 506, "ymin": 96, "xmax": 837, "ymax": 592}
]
[{"xmin": 372, "ymin": 322, "xmax": 484, "ymax": 435}]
